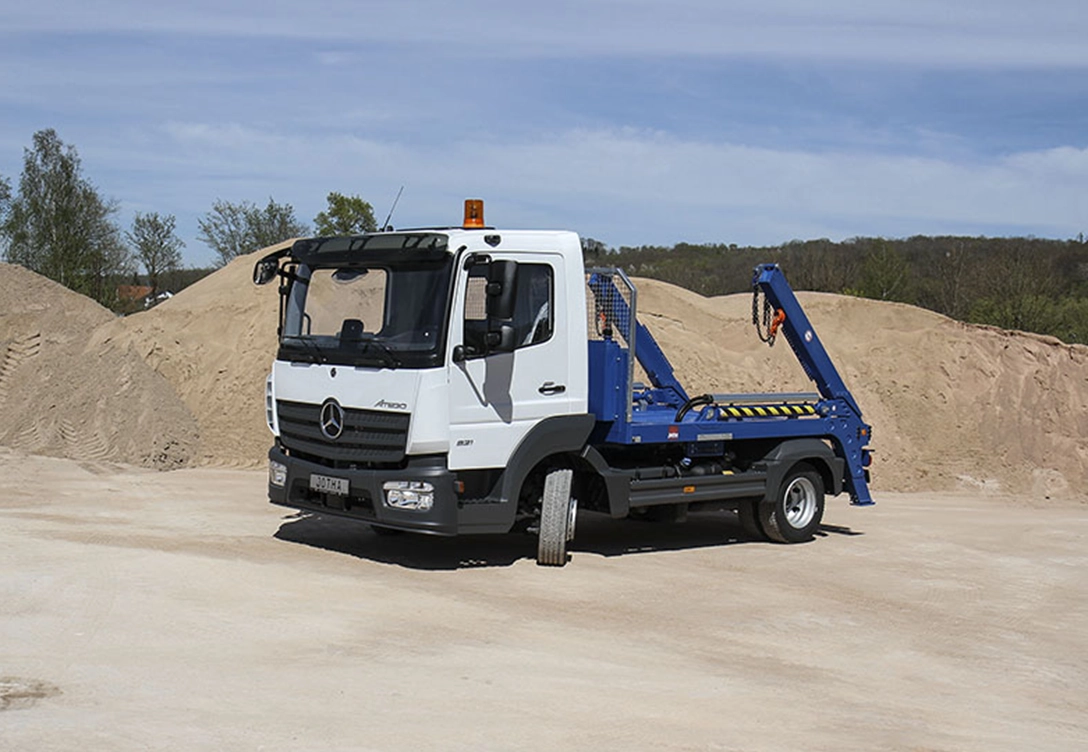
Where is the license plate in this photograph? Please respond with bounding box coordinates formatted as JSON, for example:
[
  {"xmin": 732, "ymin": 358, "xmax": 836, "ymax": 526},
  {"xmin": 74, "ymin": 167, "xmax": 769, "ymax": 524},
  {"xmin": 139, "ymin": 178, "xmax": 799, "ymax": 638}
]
[{"xmin": 310, "ymin": 473, "xmax": 349, "ymax": 496}]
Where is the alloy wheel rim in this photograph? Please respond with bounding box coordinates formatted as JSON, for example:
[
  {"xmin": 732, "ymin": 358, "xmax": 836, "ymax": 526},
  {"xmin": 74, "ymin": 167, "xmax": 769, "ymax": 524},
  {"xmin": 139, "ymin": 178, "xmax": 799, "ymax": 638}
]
[{"xmin": 784, "ymin": 476, "xmax": 817, "ymax": 528}]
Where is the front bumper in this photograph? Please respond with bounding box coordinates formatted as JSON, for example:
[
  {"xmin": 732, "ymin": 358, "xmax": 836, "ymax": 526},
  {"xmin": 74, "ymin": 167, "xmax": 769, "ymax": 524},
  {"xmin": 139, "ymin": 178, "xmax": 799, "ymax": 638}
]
[{"xmin": 268, "ymin": 445, "xmax": 459, "ymax": 535}]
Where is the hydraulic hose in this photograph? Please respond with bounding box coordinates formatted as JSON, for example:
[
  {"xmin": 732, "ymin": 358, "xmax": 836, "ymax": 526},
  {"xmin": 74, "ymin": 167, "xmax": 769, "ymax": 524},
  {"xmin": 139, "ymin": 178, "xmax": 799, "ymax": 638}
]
[{"xmin": 674, "ymin": 393, "xmax": 713, "ymax": 422}]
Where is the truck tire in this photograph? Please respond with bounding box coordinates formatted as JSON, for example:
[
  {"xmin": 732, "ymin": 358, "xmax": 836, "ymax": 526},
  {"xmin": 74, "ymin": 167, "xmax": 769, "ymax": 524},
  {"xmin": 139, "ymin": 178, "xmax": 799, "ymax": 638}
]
[
  {"xmin": 761, "ymin": 463, "xmax": 824, "ymax": 543},
  {"xmin": 736, "ymin": 499, "xmax": 767, "ymax": 541},
  {"xmin": 537, "ymin": 468, "xmax": 575, "ymax": 567}
]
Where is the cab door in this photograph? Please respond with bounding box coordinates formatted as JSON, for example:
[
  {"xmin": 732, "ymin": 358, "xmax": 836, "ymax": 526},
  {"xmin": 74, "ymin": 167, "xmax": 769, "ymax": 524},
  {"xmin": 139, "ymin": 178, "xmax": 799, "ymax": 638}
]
[{"xmin": 447, "ymin": 253, "xmax": 573, "ymax": 470}]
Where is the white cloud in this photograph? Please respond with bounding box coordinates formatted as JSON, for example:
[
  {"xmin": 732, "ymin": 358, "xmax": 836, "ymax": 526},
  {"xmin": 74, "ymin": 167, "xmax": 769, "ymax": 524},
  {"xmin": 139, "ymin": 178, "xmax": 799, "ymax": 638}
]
[
  {"xmin": 4, "ymin": 1, "xmax": 1088, "ymax": 68},
  {"xmin": 1004, "ymin": 146, "xmax": 1088, "ymax": 180},
  {"xmin": 163, "ymin": 122, "xmax": 289, "ymax": 151},
  {"xmin": 121, "ymin": 124, "xmax": 1088, "ymax": 260},
  {"xmin": 468, "ymin": 131, "xmax": 1088, "ymax": 239},
  {"xmin": 315, "ymin": 51, "xmax": 357, "ymax": 67}
]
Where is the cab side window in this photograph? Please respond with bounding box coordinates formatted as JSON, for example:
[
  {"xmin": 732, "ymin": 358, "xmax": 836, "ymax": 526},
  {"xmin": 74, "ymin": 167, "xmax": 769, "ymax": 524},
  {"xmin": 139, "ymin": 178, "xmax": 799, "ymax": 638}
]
[
  {"xmin": 512, "ymin": 264, "xmax": 553, "ymax": 348},
  {"xmin": 461, "ymin": 262, "xmax": 554, "ymax": 355},
  {"xmin": 462, "ymin": 269, "xmax": 489, "ymax": 356}
]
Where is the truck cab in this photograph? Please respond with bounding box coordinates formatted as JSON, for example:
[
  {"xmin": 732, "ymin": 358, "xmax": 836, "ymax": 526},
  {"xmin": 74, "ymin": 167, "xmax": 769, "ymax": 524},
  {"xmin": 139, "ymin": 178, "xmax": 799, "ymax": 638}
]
[{"xmin": 255, "ymin": 200, "xmax": 873, "ymax": 566}]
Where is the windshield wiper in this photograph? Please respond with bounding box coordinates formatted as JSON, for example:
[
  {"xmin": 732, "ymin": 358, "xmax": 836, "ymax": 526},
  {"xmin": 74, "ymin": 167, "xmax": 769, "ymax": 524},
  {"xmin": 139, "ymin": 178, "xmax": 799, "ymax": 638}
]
[
  {"xmin": 283, "ymin": 336, "xmax": 327, "ymax": 364},
  {"xmin": 361, "ymin": 339, "xmax": 402, "ymax": 369}
]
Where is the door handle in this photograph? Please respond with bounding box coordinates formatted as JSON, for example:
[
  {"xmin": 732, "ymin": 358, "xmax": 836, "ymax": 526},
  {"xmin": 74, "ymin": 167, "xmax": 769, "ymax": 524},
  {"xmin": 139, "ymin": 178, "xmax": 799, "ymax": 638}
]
[{"xmin": 539, "ymin": 381, "xmax": 566, "ymax": 395}]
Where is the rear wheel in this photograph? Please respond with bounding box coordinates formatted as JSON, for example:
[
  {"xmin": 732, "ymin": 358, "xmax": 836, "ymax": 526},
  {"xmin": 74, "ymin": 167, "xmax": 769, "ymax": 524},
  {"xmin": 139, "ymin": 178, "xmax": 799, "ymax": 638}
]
[
  {"xmin": 761, "ymin": 463, "xmax": 824, "ymax": 543},
  {"xmin": 537, "ymin": 468, "xmax": 575, "ymax": 567},
  {"xmin": 736, "ymin": 498, "xmax": 767, "ymax": 541}
]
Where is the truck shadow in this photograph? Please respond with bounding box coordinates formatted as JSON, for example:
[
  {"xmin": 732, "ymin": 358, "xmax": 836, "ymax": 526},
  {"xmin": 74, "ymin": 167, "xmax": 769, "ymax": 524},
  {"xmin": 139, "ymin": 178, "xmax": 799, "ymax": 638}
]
[
  {"xmin": 274, "ymin": 512, "xmax": 863, "ymax": 571},
  {"xmin": 274, "ymin": 513, "xmax": 532, "ymax": 569}
]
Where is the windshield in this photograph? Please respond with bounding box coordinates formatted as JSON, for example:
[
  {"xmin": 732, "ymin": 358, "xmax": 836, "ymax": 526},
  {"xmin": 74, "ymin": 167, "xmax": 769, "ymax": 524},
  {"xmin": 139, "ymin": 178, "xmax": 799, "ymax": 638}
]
[{"xmin": 279, "ymin": 254, "xmax": 454, "ymax": 369}]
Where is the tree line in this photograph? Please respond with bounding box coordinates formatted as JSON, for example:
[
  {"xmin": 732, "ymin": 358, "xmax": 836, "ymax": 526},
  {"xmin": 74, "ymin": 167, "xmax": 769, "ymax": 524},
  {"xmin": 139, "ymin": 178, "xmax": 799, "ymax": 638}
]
[
  {"xmin": 0, "ymin": 129, "xmax": 376, "ymax": 310},
  {"xmin": 583, "ymin": 235, "xmax": 1088, "ymax": 345}
]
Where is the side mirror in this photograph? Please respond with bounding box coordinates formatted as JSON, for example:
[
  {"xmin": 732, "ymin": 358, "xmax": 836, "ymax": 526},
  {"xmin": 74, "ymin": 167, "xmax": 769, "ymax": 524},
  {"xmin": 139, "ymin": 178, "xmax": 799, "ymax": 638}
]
[
  {"xmin": 485, "ymin": 324, "xmax": 516, "ymax": 353},
  {"xmin": 253, "ymin": 257, "xmax": 280, "ymax": 285},
  {"xmin": 486, "ymin": 260, "xmax": 517, "ymax": 320}
]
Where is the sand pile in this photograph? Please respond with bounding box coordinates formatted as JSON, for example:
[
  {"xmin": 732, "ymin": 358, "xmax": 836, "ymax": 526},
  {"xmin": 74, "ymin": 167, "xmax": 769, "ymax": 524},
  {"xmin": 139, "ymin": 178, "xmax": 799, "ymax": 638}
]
[
  {"xmin": 90, "ymin": 242, "xmax": 293, "ymax": 467},
  {"xmin": 3, "ymin": 252, "xmax": 1085, "ymax": 499},
  {"xmin": 0, "ymin": 263, "xmax": 197, "ymax": 468}
]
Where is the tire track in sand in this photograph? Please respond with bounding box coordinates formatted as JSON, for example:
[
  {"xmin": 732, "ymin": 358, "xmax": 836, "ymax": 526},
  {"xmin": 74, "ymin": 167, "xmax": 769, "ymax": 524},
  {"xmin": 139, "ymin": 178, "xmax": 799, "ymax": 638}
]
[{"xmin": 0, "ymin": 331, "xmax": 42, "ymax": 407}]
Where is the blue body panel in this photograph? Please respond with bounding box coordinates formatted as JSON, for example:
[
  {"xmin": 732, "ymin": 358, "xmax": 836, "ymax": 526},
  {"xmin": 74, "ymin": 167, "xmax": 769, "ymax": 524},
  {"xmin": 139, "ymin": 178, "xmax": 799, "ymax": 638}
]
[
  {"xmin": 586, "ymin": 265, "xmax": 874, "ymax": 505},
  {"xmin": 586, "ymin": 339, "xmax": 627, "ymax": 423}
]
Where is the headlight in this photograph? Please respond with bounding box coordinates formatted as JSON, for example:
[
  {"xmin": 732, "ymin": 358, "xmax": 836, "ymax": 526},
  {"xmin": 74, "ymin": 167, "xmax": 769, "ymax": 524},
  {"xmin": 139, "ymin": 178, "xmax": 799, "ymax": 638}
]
[
  {"xmin": 382, "ymin": 481, "xmax": 434, "ymax": 511},
  {"xmin": 269, "ymin": 460, "xmax": 287, "ymax": 488}
]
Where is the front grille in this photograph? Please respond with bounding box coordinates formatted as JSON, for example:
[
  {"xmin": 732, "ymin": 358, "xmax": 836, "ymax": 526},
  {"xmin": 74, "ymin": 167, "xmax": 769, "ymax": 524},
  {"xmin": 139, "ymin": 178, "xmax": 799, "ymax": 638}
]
[{"xmin": 276, "ymin": 399, "xmax": 410, "ymax": 465}]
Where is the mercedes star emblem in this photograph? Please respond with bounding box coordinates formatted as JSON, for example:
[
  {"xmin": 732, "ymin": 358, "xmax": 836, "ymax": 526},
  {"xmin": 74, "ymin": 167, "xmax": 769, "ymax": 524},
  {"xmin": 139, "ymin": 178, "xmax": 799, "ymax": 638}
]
[{"xmin": 319, "ymin": 399, "xmax": 345, "ymax": 440}]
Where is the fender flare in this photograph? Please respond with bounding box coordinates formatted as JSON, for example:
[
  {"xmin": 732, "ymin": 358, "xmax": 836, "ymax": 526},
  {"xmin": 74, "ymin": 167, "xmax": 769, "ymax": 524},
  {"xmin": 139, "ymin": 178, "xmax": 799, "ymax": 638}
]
[
  {"xmin": 760, "ymin": 438, "xmax": 843, "ymax": 503},
  {"xmin": 494, "ymin": 414, "xmax": 596, "ymax": 508}
]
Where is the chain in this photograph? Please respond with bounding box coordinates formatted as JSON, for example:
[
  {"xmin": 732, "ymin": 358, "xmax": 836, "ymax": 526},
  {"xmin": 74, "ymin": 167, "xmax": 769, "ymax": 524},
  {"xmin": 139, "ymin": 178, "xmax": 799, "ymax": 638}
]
[{"xmin": 752, "ymin": 286, "xmax": 776, "ymax": 346}]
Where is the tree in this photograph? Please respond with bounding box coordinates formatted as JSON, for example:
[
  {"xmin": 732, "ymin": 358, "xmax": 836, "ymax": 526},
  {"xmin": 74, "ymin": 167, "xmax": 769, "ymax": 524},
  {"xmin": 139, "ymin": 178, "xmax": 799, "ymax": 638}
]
[
  {"xmin": 196, "ymin": 199, "xmax": 247, "ymax": 267},
  {"xmin": 856, "ymin": 239, "xmax": 911, "ymax": 301},
  {"xmin": 313, "ymin": 192, "xmax": 376, "ymax": 236},
  {"xmin": 198, "ymin": 197, "xmax": 309, "ymax": 267},
  {"xmin": 0, "ymin": 175, "xmax": 10, "ymax": 244},
  {"xmin": 581, "ymin": 237, "xmax": 608, "ymax": 261},
  {"xmin": 126, "ymin": 212, "xmax": 184, "ymax": 295},
  {"xmin": 249, "ymin": 197, "xmax": 309, "ymax": 249},
  {"xmin": 0, "ymin": 129, "xmax": 131, "ymax": 306},
  {"xmin": 968, "ymin": 242, "xmax": 1058, "ymax": 332},
  {"xmin": 928, "ymin": 239, "xmax": 974, "ymax": 320}
]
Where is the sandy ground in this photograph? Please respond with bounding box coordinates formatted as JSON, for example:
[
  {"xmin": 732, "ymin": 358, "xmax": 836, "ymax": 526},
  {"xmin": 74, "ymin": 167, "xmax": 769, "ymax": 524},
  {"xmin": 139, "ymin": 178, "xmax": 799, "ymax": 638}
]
[{"xmin": 2, "ymin": 448, "xmax": 1086, "ymax": 751}]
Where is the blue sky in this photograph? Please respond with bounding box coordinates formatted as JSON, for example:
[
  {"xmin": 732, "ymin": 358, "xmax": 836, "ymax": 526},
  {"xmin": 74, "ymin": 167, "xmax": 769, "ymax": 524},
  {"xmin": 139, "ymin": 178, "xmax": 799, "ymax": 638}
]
[{"xmin": 1, "ymin": 1, "xmax": 1086, "ymax": 268}]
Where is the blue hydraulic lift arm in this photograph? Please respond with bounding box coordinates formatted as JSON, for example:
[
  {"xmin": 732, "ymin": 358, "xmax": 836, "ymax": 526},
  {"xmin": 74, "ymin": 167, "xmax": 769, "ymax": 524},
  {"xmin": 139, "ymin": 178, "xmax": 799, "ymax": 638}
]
[
  {"xmin": 753, "ymin": 264, "xmax": 862, "ymax": 415},
  {"xmin": 753, "ymin": 263, "xmax": 874, "ymax": 505}
]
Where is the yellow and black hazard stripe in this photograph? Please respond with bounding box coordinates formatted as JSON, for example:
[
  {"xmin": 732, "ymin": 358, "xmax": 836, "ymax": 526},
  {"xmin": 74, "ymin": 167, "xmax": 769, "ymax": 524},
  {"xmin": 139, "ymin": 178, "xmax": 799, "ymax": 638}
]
[{"xmin": 718, "ymin": 404, "xmax": 817, "ymax": 419}]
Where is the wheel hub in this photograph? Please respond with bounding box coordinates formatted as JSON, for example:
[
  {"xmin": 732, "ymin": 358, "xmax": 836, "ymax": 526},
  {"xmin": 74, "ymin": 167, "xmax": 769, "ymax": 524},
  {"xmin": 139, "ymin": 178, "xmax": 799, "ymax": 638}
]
[{"xmin": 783, "ymin": 476, "xmax": 817, "ymax": 528}]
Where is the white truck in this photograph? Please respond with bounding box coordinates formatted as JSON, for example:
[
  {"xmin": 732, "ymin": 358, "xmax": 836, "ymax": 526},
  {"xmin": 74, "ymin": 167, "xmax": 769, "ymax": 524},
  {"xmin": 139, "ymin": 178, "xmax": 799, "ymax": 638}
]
[{"xmin": 253, "ymin": 200, "xmax": 873, "ymax": 566}]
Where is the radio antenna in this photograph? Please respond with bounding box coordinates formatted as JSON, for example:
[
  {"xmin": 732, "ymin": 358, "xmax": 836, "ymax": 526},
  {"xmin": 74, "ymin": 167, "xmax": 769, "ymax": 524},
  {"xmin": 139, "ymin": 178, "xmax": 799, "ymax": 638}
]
[{"xmin": 381, "ymin": 185, "xmax": 404, "ymax": 231}]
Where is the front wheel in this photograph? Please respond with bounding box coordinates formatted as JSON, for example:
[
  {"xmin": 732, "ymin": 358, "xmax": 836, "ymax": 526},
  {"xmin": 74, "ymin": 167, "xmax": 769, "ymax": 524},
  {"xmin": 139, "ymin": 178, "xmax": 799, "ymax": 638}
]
[{"xmin": 761, "ymin": 463, "xmax": 824, "ymax": 543}]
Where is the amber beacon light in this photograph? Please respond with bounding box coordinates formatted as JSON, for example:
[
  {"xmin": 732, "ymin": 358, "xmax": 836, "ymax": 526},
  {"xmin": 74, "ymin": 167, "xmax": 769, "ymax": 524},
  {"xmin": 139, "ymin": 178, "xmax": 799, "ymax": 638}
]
[{"xmin": 463, "ymin": 199, "xmax": 485, "ymax": 228}]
